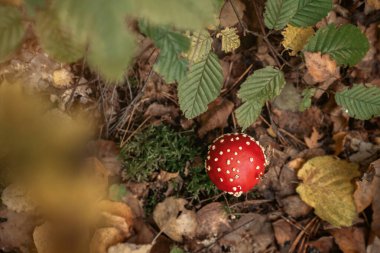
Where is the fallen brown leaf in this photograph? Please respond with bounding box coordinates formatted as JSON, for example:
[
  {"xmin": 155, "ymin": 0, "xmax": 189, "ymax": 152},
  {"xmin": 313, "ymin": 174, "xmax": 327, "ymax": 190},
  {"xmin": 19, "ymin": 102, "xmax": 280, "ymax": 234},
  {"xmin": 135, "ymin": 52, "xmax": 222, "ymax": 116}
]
[
  {"xmin": 330, "ymin": 227, "xmax": 366, "ymax": 253},
  {"xmin": 273, "ymin": 219, "xmax": 298, "ymax": 247},
  {"xmin": 331, "ymin": 131, "xmax": 348, "ymax": 156},
  {"xmin": 198, "ymin": 98, "xmax": 234, "ymax": 138},
  {"xmin": 196, "ymin": 202, "xmax": 231, "ymax": 239},
  {"xmin": 304, "ymin": 52, "xmax": 340, "ymax": 83},
  {"xmin": 214, "ymin": 213, "xmax": 274, "ymax": 253},
  {"xmin": 0, "ymin": 210, "xmax": 37, "ymax": 253},
  {"xmin": 153, "ymin": 197, "xmax": 197, "ymax": 242},
  {"xmin": 108, "ymin": 243, "xmax": 153, "ymax": 253},
  {"xmin": 90, "ymin": 227, "xmax": 125, "ymax": 253},
  {"xmin": 219, "ymin": 0, "xmax": 246, "ymax": 27},
  {"xmin": 281, "ymin": 195, "xmax": 312, "ymax": 218},
  {"xmin": 370, "ymin": 160, "xmax": 380, "ymax": 238},
  {"xmin": 354, "ymin": 177, "xmax": 374, "ymax": 213},
  {"xmin": 307, "ymin": 236, "xmax": 334, "ymax": 253},
  {"xmin": 304, "ymin": 127, "xmax": 323, "ymax": 149}
]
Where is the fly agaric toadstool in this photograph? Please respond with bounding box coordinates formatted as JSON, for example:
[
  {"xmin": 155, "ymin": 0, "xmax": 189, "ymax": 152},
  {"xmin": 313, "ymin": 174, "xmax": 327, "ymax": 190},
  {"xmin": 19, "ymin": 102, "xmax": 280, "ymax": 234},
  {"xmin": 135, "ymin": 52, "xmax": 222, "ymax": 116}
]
[{"xmin": 205, "ymin": 133, "xmax": 268, "ymax": 197}]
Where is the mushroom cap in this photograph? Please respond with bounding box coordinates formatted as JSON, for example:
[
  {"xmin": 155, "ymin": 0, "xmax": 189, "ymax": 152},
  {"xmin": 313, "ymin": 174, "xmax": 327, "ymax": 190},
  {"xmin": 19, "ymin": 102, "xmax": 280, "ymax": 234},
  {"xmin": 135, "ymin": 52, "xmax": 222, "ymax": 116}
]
[{"xmin": 205, "ymin": 133, "xmax": 267, "ymax": 197}]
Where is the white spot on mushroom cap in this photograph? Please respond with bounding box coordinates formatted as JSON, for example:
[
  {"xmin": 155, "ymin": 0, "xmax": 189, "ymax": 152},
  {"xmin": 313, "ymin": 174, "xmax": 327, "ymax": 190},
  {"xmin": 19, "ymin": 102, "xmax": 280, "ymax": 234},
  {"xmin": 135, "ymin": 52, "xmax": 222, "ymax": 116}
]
[
  {"xmin": 207, "ymin": 166, "xmax": 211, "ymax": 171},
  {"xmin": 235, "ymin": 137, "xmax": 240, "ymax": 140},
  {"xmin": 232, "ymin": 187, "xmax": 237, "ymax": 191},
  {"xmin": 232, "ymin": 168, "xmax": 236, "ymax": 172},
  {"xmin": 227, "ymin": 149, "xmax": 230, "ymax": 152},
  {"xmin": 256, "ymin": 166, "xmax": 260, "ymax": 170},
  {"xmin": 220, "ymin": 178, "xmax": 223, "ymax": 182},
  {"xmin": 234, "ymin": 152, "xmax": 238, "ymax": 155},
  {"xmin": 235, "ymin": 175, "xmax": 239, "ymax": 179},
  {"xmin": 229, "ymin": 178, "xmax": 233, "ymax": 182},
  {"xmin": 220, "ymin": 139, "xmax": 224, "ymax": 143},
  {"xmin": 212, "ymin": 145, "xmax": 216, "ymax": 150},
  {"xmin": 207, "ymin": 156, "xmax": 210, "ymax": 160},
  {"xmin": 226, "ymin": 170, "xmax": 230, "ymax": 174},
  {"xmin": 239, "ymin": 146, "xmax": 242, "ymax": 150},
  {"xmin": 237, "ymin": 160, "xmax": 240, "ymax": 164},
  {"xmin": 246, "ymin": 141, "xmax": 250, "ymax": 145},
  {"xmin": 227, "ymin": 160, "xmax": 231, "ymax": 165},
  {"xmin": 219, "ymin": 151, "xmax": 223, "ymax": 155},
  {"xmin": 230, "ymin": 138, "xmax": 234, "ymax": 141},
  {"xmin": 214, "ymin": 158, "xmax": 218, "ymax": 162},
  {"xmin": 250, "ymin": 158, "xmax": 254, "ymax": 162},
  {"xmin": 217, "ymin": 168, "xmax": 221, "ymax": 172}
]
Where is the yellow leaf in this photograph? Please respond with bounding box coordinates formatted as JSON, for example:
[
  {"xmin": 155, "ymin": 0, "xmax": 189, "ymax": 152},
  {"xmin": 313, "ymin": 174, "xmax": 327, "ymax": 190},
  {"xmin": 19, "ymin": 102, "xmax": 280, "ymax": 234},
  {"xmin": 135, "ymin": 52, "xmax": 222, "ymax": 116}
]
[
  {"xmin": 186, "ymin": 30, "xmax": 212, "ymax": 64},
  {"xmin": 217, "ymin": 27, "xmax": 240, "ymax": 53},
  {"xmin": 282, "ymin": 25, "xmax": 314, "ymax": 56},
  {"xmin": 297, "ymin": 156, "xmax": 360, "ymax": 227}
]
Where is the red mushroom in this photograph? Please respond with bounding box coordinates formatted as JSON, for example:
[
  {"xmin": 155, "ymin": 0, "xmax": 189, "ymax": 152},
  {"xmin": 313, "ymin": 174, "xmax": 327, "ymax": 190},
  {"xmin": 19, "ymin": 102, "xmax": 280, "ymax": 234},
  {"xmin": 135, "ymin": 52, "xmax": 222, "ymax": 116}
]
[{"xmin": 205, "ymin": 133, "xmax": 268, "ymax": 197}]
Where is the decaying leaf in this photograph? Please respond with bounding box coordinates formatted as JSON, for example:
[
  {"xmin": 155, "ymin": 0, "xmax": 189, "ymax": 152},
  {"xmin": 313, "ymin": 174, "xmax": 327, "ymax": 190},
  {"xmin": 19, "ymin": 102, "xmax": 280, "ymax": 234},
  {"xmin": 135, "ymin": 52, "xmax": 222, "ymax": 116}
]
[
  {"xmin": 186, "ymin": 30, "xmax": 212, "ymax": 64},
  {"xmin": 52, "ymin": 68, "xmax": 73, "ymax": 88},
  {"xmin": 153, "ymin": 197, "xmax": 197, "ymax": 242},
  {"xmin": 367, "ymin": 0, "xmax": 380, "ymax": 9},
  {"xmin": 0, "ymin": 210, "xmax": 37, "ymax": 253},
  {"xmin": 195, "ymin": 202, "xmax": 231, "ymax": 239},
  {"xmin": 297, "ymin": 156, "xmax": 360, "ymax": 227},
  {"xmin": 330, "ymin": 227, "xmax": 366, "ymax": 253},
  {"xmin": 217, "ymin": 27, "xmax": 240, "ymax": 53},
  {"xmin": 198, "ymin": 98, "xmax": 234, "ymax": 137},
  {"xmin": 90, "ymin": 227, "xmax": 125, "ymax": 253},
  {"xmin": 282, "ymin": 25, "xmax": 314, "ymax": 55},
  {"xmin": 215, "ymin": 213, "xmax": 274, "ymax": 253},
  {"xmin": 219, "ymin": 0, "xmax": 246, "ymax": 27},
  {"xmin": 304, "ymin": 127, "xmax": 323, "ymax": 149},
  {"xmin": 1, "ymin": 184, "xmax": 36, "ymax": 213},
  {"xmin": 304, "ymin": 52, "xmax": 340, "ymax": 83},
  {"xmin": 370, "ymin": 159, "xmax": 380, "ymax": 238},
  {"xmin": 108, "ymin": 243, "xmax": 153, "ymax": 253}
]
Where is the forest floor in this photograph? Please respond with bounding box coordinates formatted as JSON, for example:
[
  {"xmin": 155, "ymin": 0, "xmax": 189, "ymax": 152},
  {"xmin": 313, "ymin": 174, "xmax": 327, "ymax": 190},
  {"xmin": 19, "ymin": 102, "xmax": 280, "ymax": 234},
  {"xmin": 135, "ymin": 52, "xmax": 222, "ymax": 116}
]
[{"xmin": 1, "ymin": 0, "xmax": 380, "ymax": 253}]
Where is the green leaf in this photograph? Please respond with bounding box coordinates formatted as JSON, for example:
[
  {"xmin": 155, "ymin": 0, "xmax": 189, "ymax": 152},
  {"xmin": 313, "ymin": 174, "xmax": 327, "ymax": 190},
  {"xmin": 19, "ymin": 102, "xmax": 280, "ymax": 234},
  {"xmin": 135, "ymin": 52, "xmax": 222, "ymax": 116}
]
[
  {"xmin": 304, "ymin": 24, "xmax": 369, "ymax": 66},
  {"xmin": 51, "ymin": 0, "xmax": 136, "ymax": 82},
  {"xmin": 238, "ymin": 66, "xmax": 286, "ymax": 102},
  {"xmin": 236, "ymin": 66, "xmax": 285, "ymax": 130},
  {"xmin": 35, "ymin": 9, "xmax": 85, "ymax": 63},
  {"xmin": 140, "ymin": 21, "xmax": 190, "ymax": 83},
  {"xmin": 178, "ymin": 52, "xmax": 223, "ymax": 119},
  {"xmin": 0, "ymin": 5, "xmax": 25, "ymax": 62},
  {"xmin": 289, "ymin": 0, "xmax": 332, "ymax": 27},
  {"xmin": 299, "ymin": 87, "xmax": 316, "ymax": 111},
  {"xmin": 186, "ymin": 30, "xmax": 212, "ymax": 64},
  {"xmin": 335, "ymin": 84, "xmax": 380, "ymax": 120},
  {"xmin": 129, "ymin": 0, "xmax": 215, "ymax": 30},
  {"xmin": 170, "ymin": 246, "xmax": 185, "ymax": 253},
  {"xmin": 264, "ymin": 0, "xmax": 298, "ymax": 30},
  {"xmin": 235, "ymin": 101, "xmax": 263, "ymax": 130}
]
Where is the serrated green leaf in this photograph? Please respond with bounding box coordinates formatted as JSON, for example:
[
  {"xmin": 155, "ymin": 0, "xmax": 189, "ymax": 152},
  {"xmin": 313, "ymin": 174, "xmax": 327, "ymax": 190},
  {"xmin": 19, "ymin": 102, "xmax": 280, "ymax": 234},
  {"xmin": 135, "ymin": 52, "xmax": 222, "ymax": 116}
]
[
  {"xmin": 335, "ymin": 84, "xmax": 380, "ymax": 120},
  {"xmin": 235, "ymin": 101, "xmax": 263, "ymax": 130},
  {"xmin": 238, "ymin": 66, "xmax": 286, "ymax": 102},
  {"xmin": 304, "ymin": 24, "xmax": 369, "ymax": 66},
  {"xmin": 35, "ymin": 10, "xmax": 85, "ymax": 63},
  {"xmin": 187, "ymin": 30, "xmax": 212, "ymax": 64},
  {"xmin": 289, "ymin": 0, "xmax": 332, "ymax": 27},
  {"xmin": 0, "ymin": 5, "xmax": 25, "ymax": 62},
  {"xmin": 264, "ymin": 0, "xmax": 298, "ymax": 30},
  {"xmin": 128, "ymin": 0, "xmax": 215, "ymax": 30},
  {"xmin": 236, "ymin": 67, "xmax": 285, "ymax": 130},
  {"xmin": 140, "ymin": 21, "xmax": 190, "ymax": 83},
  {"xmin": 51, "ymin": 0, "xmax": 136, "ymax": 82},
  {"xmin": 299, "ymin": 87, "xmax": 316, "ymax": 111},
  {"xmin": 178, "ymin": 52, "xmax": 223, "ymax": 119}
]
